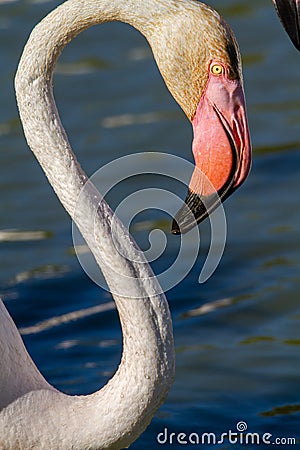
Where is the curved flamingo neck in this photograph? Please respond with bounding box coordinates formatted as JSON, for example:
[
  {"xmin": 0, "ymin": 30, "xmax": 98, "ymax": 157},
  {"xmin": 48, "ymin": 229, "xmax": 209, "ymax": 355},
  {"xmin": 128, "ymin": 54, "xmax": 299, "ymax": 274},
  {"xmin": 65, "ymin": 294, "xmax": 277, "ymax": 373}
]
[{"xmin": 0, "ymin": 0, "xmax": 175, "ymax": 448}]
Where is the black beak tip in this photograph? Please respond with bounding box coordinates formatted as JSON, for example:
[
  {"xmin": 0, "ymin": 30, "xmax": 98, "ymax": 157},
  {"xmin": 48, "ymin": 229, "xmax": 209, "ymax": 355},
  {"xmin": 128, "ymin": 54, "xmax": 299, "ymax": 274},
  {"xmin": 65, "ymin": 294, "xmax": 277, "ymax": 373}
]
[
  {"xmin": 171, "ymin": 219, "xmax": 181, "ymax": 235},
  {"xmin": 171, "ymin": 190, "xmax": 210, "ymax": 236},
  {"xmin": 171, "ymin": 187, "xmax": 231, "ymax": 236},
  {"xmin": 273, "ymin": 0, "xmax": 300, "ymax": 50},
  {"xmin": 292, "ymin": 33, "xmax": 300, "ymax": 51}
]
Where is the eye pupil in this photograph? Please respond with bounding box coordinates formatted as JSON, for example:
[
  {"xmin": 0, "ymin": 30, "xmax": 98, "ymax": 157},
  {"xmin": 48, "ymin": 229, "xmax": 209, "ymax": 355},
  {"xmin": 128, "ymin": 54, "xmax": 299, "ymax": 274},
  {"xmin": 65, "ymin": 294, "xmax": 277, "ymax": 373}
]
[{"xmin": 211, "ymin": 64, "xmax": 224, "ymax": 75}]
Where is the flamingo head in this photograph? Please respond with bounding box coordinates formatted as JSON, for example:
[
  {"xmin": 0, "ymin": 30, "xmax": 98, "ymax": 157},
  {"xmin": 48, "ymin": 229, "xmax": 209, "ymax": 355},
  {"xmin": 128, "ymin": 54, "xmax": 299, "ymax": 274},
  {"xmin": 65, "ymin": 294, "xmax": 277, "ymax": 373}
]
[{"xmin": 150, "ymin": 5, "xmax": 252, "ymax": 234}]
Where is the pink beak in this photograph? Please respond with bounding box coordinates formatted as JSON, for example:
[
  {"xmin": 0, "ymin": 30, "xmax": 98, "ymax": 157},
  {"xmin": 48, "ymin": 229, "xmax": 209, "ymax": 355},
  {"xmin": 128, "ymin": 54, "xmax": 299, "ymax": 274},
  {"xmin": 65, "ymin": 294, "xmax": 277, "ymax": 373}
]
[{"xmin": 172, "ymin": 64, "xmax": 252, "ymax": 234}]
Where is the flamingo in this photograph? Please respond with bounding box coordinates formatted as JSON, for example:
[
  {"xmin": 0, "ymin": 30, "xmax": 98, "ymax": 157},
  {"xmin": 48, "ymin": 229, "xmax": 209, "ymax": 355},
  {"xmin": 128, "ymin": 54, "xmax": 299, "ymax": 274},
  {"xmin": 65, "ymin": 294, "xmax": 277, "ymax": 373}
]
[
  {"xmin": 0, "ymin": 0, "xmax": 252, "ymax": 448},
  {"xmin": 272, "ymin": 0, "xmax": 300, "ymax": 50}
]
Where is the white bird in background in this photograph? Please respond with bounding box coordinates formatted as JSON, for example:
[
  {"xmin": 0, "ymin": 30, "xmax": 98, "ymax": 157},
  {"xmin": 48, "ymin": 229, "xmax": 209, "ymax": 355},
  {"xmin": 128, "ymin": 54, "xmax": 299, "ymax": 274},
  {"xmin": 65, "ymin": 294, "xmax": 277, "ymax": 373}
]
[{"xmin": 2, "ymin": 0, "xmax": 284, "ymax": 447}]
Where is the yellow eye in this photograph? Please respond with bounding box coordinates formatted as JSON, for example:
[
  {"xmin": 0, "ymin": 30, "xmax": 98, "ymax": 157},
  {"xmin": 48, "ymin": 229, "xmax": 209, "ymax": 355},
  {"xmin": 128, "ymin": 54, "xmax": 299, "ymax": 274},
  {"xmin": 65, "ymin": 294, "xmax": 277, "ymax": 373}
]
[{"xmin": 210, "ymin": 63, "xmax": 224, "ymax": 76}]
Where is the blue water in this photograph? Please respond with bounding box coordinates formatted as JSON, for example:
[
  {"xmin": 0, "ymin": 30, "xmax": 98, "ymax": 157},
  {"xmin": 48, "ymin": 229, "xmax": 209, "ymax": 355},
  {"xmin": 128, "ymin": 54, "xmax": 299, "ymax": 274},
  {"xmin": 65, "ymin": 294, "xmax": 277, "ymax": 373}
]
[{"xmin": 0, "ymin": 0, "xmax": 300, "ymax": 448}]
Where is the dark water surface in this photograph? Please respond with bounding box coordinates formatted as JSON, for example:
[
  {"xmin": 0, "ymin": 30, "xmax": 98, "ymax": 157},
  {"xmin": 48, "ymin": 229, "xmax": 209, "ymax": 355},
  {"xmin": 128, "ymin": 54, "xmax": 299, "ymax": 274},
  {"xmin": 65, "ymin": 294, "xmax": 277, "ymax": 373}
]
[{"xmin": 1, "ymin": 0, "xmax": 300, "ymax": 448}]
